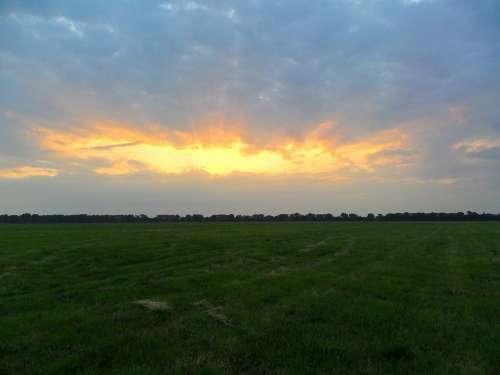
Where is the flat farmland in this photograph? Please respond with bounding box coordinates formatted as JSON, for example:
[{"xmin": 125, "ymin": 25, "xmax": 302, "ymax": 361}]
[{"xmin": 1, "ymin": 223, "xmax": 499, "ymax": 374}]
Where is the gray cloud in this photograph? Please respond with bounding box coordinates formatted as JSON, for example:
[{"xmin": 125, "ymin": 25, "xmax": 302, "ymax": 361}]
[{"xmin": 467, "ymin": 147, "xmax": 500, "ymax": 160}]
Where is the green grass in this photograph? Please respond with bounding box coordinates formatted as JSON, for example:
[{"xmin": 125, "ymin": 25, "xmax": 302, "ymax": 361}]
[{"xmin": 1, "ymin": 222, "xmax": 499, "ymax": 374}]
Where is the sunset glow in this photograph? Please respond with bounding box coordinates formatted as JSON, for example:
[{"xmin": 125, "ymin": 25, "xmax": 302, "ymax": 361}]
[
  {"xmin": 0, "ymin": 166, "xmax": 59, "ymax": 179},
  {"xmin": 35, "ymin": 122, "xmax": 408, "ymax": 177}
]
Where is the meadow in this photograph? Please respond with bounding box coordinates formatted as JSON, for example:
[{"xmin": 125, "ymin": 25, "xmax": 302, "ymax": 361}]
[{"xmin": 1, "ymin": 222, "xmax": 499, "ymax": 374}]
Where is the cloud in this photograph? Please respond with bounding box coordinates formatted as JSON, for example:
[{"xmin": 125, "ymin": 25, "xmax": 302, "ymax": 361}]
[
  {"xmin": 53, "ymin": 16, "xmax": 84, "ymax": 37},
  {"xmin": 160, "ymin": 1, "xmax": 209, "ymax": 12},
  {"xmin": 0, "ymin": 165, "xmax": 58, "ymax": 179},
  {"xmin": 1, "ymin": 0, "xmax": 500, "ymax": 212},
  {"xmin": 367, "ymin": 148, "xmax": 414, "ymax": 168},
  {"xmin": 452, "ymin": 138, "xmax": 500, "ymax": 160},
  {"xmin": 2, "ymin": 0, "xmax": 498, "ymax": 132},
  {"xmin": 32, "ymin": 120, "xmax": 408, "ymax": 177}
]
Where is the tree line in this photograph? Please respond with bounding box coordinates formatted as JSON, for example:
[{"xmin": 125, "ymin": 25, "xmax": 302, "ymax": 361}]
[{"xmin": 1, "ymin": 211, "xmax": 500, "ymax": 223}]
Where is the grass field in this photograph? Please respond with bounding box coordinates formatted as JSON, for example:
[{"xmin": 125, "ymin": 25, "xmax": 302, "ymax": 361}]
[{"xmin": 1, "ymin": 222, "xmax": 499, "ymax": 374}]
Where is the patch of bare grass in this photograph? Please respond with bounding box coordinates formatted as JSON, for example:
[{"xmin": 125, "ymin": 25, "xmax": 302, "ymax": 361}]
[
  {"xmin": 134, "ymin": 299, "xmax": 171, "ymax": 311},
  {"xmin": 194, "ymin": 299, "xmax": 232, "ymax": 327},
  {"xmin": 299, "ymin": 240, "xmax": 327, "ymax": 253},
  {"xmin": 264, "ymin": 266, "xmax": 291, "ymax": 277}
]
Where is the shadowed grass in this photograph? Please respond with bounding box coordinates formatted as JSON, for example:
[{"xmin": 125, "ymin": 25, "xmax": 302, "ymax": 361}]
[{"xmin": 1, "ymin": 222, "xmax": 499, "ymax": 374}]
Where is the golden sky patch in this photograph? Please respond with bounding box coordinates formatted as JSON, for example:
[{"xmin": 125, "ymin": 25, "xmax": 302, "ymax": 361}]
[
  {"xmin": 0, "ymin": 165, "xmax": 59, "ymax": 179},
  {"xmin": 34, "ymin": 121, "xmax": 408, "ymax": 178}
]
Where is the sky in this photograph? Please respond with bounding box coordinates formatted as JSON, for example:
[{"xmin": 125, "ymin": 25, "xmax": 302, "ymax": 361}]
[{"xmin": 1, "ymin": 0, "xmax": 499, "ymax": 215}]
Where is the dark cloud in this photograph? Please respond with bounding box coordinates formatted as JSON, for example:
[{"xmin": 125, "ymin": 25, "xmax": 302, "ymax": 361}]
[{"xmin": 84, "ymin": 141, "xmax": 143, "ymax": 151}]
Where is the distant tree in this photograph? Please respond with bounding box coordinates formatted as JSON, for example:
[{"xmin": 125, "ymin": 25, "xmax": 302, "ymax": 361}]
[{"xmin": 1, "ymin": 211, "xmax": 500, "ymax": 224}]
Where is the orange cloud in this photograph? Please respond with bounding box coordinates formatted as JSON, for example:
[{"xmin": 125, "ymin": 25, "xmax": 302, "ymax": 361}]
[
  {"xmin": 33, "ymin": 120, "xmax": 409, "ymax": 178},
  {"xmin": 452, "ymin": 138, "xmax": 500, "ymax": 153},
  {"xmin": 0, "ymin": 165, "xmax": 59, "ymax": 179}
]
